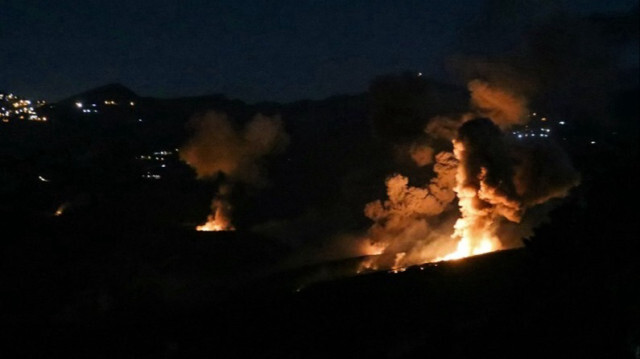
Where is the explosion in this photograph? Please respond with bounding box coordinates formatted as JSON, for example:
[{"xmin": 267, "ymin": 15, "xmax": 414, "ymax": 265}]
[{"xmin": 361, "ymin": 80, "xmax": 580, "ymax": 271}]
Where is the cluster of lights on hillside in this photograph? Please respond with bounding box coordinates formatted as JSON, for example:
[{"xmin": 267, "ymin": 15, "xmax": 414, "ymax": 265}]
[
  {"xmin": 137, "ymin": 149, "xmax": 179, "ymax": 180},
  {"xmin": 509, "ymin": 112, "xmax": 570, "ymax": 140},
  {"xmin": 74, "ymin": 99, "xmax": 135, "ymax": 115},
  {"xmin": 0, "ymin": 92, "xmax": 47, "ymax": 123},
  {"xmin": 511, "ymin": 112, "xmax": 597, "ymax": 145}
]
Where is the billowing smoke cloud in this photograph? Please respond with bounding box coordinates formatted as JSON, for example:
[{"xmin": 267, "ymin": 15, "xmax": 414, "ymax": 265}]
[
  {"xmin": 180, "ymin": 111, "xmax": 289, "ymax": 230},
  {"xmin": 449, "ymin": 8, "xmax": 638, "ymax": 128},
  {"xmin": 424, "ymin": 115, "xmax": 466, "ymax": 141},
  {"xmin": 360, "ymin": 80, "xmax": 579, "ymax": 270},
  {"xmin": 180, "ymin": 112, "xmax": 289, "ymax": 186},
  {"xmin": 409, "ymin": 144, "xmax": 434, "ymax": 167},
  {"xmin": 468, "ymin": 79, "xmax": 529, "ymax": 128},
  {"xmin": 362, "ymin": 151, "xmax": 459, "ymax": 269},
  {"xmin": 455, "ymin": 118, "xmax": 522, "ymax": 223}
]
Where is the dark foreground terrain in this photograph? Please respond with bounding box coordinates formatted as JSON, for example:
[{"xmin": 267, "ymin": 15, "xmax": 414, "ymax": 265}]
[
  {"xmin": 3, "ymin": 219, "xmax": 637, "ymax": 358},
  {"xmin": 2, "ymin": 82, "xmax": 638, "ymax": 358}
]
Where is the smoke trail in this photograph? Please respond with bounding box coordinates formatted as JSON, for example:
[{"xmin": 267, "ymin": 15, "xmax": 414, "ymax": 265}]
[{"xmin": 180, "ymin": 111, "xmax": 289, "ymax": 230}]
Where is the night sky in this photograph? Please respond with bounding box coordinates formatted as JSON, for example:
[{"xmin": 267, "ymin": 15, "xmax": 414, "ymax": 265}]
[{"xmin": 1, "ymin": 0, "xmax": 636, "ymax": 102}]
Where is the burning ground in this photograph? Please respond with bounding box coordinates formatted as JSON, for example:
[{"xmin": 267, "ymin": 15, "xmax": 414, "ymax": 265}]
[
  {"xmin": 179, "ymin": 111, "xmax": 289, "ymax": 231},
  {"xmin": 359, "ymin": 80, "xmax": 580, "ymax": 271}
]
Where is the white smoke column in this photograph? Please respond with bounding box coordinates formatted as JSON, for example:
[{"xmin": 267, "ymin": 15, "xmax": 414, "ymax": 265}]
[{"xmin": 180, "ymin": 111, "xmax": 289, "ymax": 231}]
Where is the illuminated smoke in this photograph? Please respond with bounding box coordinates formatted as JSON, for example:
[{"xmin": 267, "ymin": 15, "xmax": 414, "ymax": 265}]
[
  {"xmin": 361, "ymin": 79, "xmax": 579, "ymax": 271},
  {"xmin": 409, "ymin": 144, "xmax": 435, "ymax": 167},
  {"xmin": 362, "ymin": 151, "xmax": 459, "ymax": 269},
  {"xmin": 468, "ymin": 79, "xmax": 529, "ymax": 128},
  {"xmin": 180, "ymin": 111, "xmax": 289, "ymax": 231}
]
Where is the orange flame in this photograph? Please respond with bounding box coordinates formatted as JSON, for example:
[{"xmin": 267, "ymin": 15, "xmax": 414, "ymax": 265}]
[
  {"xmin": 435, "ymin": 139, "xmax": 502, "ymax": 262},
  {"xmin": 54, "ymin": 202, "xmax": 69, "ymax": 216},
  {"xmin": 196, "ymin": 207, "xmax": 235, "ymax": 231}
]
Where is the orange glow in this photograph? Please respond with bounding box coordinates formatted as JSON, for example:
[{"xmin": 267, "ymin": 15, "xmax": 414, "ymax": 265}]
[
  {"xmin": 54, "ymin": 202, "xmax": 68, "ymax": 216},
  {"xmin": 434, "ymin": 235, "xmax": 499, "ymax": 262},
  {"xmin": 434, "ymin": 139, "xmax": 502, "ymax": 262},
  {"xmin": 359, "ymin": 240, "xmax": 386, "ymax": 256},
  {"xmin": 196, "ymin": 207, "xmax": 235, "ymax": 231}
]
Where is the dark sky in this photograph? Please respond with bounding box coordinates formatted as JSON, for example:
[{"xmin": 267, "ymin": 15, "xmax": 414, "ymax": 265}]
[{"xmin": 1, "ymin": 0, "xmax": 636, "ymax": 102}]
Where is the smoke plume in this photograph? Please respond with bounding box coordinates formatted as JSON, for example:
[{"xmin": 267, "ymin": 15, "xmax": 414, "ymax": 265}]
[
  {"xmin": 180, "ymin": 111, "xmax": 289, "ymax": 230},
  {"xmin": 361, "ymin": 79, "xmax": 579, "ymax": 270},
  {"xmin": 468, "ymin": 79, "xmax": 529, "ymax": 128}
]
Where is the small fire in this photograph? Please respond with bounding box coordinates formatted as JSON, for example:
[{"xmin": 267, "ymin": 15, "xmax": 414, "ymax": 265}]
[
  {"xmin": 196, "ymin": 207, "xmax": 235, "ymax": 232},
  {"xmin": 54, "ymin": 202, "xmax": 69, "ymax": 216}
]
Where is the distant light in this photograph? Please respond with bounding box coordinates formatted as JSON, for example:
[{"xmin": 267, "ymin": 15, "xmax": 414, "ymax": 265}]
[
  {"xmin": 532, "ymin": 112, "xmax": 537, "ymax": 116},
  {"xmin": 75, "ymin": 102, "xmax": 83, "ymax": 108},
  {"xmin": 130, "ymin": 101, "xmax": 135, "ymax": 106},
  {"xmin": 518, "ymin": 134, "xmax": 523, "ymax": 138},
  {"xmin": 417, "ymin": 72, "xmax": 423, "ymax": 77},
  {"xmin": 559, "ymin": 121, "xmax": 565, "ymax": 125},
  {"xmin": 161, "ymin": 164, "xmax": 166, "ymax": 168},
  {"xmin": 38, "ymin": 175, "xmax": 50, "ymax": 182},
  {"xmin": 590, "ymin": 141, "xmax": 596, "ymax": 144},
  {"xmin": 138, "ymin": 118, "xmax": 143, "ymax": 122},
  {"xmin": 541, "ymin": 117, "xmax": 547, "ymax": 121}
]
